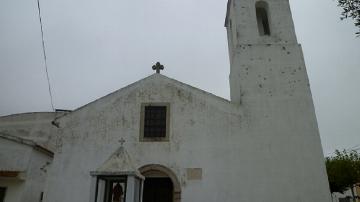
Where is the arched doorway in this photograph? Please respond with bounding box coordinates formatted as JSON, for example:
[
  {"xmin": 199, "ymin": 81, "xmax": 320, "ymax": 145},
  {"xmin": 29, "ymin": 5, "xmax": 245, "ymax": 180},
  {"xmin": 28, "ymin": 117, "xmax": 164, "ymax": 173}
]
[{"xmin": 139, "ymin": 164, "xmax": 181, "ymax": 202}]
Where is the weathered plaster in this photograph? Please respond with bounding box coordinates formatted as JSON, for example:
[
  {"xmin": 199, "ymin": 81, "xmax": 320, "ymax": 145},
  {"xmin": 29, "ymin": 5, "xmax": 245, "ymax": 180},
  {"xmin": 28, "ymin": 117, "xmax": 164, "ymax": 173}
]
[
  {"xmin": 0, "ymin": 138, "xmax": 52, "ymax": 202},
  {"xmin": 1, "ymin": 0, "xmax": 331, "ymax": 201},
  {"xmin": 0, "ymin": 112, "xmax": 66, "ymax": 151}
]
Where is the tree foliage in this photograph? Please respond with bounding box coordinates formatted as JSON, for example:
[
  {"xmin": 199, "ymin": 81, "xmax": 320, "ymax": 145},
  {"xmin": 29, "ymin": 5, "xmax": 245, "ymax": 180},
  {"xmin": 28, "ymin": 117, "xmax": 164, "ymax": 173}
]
[
  {"xmin": 337, "ymin": 0, "xmax": 360, "ymax": 36},
  {"xmin": 326, "ymin": 150, "xmax": 360, "ymax": 200}
]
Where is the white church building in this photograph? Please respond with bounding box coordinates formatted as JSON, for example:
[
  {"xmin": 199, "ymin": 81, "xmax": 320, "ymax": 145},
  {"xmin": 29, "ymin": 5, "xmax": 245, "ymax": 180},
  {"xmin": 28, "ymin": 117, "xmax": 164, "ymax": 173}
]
[{"xmin": 0, "ymin": 0, "xmax": 332, "ymax": 201}]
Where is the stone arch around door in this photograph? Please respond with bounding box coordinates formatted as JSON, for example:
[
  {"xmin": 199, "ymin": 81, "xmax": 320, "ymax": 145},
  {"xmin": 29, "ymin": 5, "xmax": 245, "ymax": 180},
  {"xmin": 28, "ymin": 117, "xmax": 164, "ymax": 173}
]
[{"xmin": 139, "ymin": 164, "xmax": 181, "ymax": 202}]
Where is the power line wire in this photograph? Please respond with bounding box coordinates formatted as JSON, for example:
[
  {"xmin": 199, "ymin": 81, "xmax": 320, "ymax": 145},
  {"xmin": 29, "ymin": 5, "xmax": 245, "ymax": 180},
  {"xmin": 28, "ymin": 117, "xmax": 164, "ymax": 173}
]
[{"xmin": 36, "ymin": 0, "xmax": 55, "ymax": 111}]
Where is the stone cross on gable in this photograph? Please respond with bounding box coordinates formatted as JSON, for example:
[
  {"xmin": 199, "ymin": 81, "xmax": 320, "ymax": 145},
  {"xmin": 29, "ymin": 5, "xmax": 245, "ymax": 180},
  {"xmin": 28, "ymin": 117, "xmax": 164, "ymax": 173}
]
[{"xmin": 152, "ymin": 62, "xmax": 164, "ymax": 74}]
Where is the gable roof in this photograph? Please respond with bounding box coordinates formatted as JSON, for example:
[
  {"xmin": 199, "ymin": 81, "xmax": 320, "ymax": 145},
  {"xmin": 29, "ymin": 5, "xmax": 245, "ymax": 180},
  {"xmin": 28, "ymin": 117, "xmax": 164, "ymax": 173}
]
[{"xmin": 55, "ymin": 73, "xmax": 237, "ymax": 123}]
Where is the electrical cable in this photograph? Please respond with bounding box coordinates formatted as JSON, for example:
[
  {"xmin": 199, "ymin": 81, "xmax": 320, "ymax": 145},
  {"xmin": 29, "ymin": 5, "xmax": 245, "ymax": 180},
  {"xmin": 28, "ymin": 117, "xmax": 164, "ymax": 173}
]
[{"xmin": 36, "ymin": 0, "xmax": 55, "ymax": 111}]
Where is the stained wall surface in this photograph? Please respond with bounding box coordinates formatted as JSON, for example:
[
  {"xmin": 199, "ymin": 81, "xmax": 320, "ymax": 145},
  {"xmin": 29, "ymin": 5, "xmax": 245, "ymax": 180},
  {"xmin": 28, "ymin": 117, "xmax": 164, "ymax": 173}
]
[
  {"xmin": 226, "ymin": 0, "xmax": 331, "ymax": 201},
  {"xmin": 43, "ymin": 74, "xmax": 330, "ymax": 202},
  {"xmin": 0, "ymin": 138, "xmax": 52, "ymax": 202},
  {"xmin": 1, "ymin": 0, "xmax": 332, "ymax": 201},
  {"xmin": 0, "ymin": 112, "xmax": 64, "ymax": 151}
]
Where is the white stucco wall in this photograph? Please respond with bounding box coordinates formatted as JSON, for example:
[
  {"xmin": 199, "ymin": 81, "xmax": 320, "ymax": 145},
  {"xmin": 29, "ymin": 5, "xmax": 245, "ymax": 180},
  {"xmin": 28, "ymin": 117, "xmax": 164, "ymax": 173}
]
[
  {"xmin": 0, "ymin": 138, "xmax": 32, "ymax": 172},
  {"xmin": 44, "ymin": 74, "xmax": 242, "ymax": 202},
  {"xmin": 0, "ymin": 137, "xmax": 52, "ymax": 202},
  {"xmin": 0, "ymin": 179, "xmax": 25, "ymax": 202},
  {"xmin": 0, "ymin": 112, "xmax": 64, "ymax": 151},
  {"xmin": 43, "ymin": 73, "xmax": 330, "ymax": 202},
  {"xmin": 0, "ymin": 0, "xmax": 331, "ymax": 201},
  {"xmin": 226, "ymin": 0, "xmax": 297, "ymax": 46},
  {"xmin": 226, "ymin": 0, "xmax": 331, "ymax": 201}
]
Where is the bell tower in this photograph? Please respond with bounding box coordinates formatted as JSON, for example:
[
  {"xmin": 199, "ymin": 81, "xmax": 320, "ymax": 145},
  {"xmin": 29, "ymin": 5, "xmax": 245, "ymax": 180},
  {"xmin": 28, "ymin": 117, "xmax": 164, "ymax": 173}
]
[
  {"xmin": 225, "ymin": 1, "xmax": 332, "ymax": 201},
  {"xmin": 226, "ymin": 0, "xmax": 302, "ymax": 103}
]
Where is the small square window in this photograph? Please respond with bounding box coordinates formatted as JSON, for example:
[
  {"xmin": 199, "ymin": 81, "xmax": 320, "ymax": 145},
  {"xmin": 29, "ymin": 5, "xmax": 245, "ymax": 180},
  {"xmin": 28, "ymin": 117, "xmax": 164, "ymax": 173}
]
[
  {"xmin": 144, "ymin": 106, "xmax": 167, "ymax": 138},
  {"xmin": 140, "ymin": 103, "xmax": 170, "ymax": 141}
]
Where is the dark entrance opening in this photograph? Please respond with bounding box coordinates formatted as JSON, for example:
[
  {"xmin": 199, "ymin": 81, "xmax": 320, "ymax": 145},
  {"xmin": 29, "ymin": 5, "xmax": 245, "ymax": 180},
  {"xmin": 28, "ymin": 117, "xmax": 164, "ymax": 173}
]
[
  {"xmin": 0, "ymin": 187, "xmax": 6, "ymax": 202},
  {"xmin": 143, "ymin": 178, "xmax": 173, "ymax": 202}
]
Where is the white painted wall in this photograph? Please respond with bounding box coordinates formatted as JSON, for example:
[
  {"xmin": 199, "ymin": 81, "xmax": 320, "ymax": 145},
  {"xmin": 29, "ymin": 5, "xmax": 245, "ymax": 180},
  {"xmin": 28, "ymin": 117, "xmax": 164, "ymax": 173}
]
[
  {"xmin": 43, "ymin": 73, "xmax": 330, "ymax": 202},
  {"xmin": 0, "ymin": 179, "xmax": 25, "ymax": 202},
  {"xmin": 1, "ymin": 0, "xmax": 331, "ymax": 201},
  {"xmin": 0, "ymin": 138, "xmax": 32, "ymax": 172},
  {"xmin": 44, "ymin": 74, "xmax": 242, "ymax": 202},
  {"xmin": 0, "ymin": 112, "xmax": 64, "ymax": 151},
  {"xmin": 227, "ymin": 0, "xmax": 331, "ymax": 201},
  {"xmin": 226, "ymin": 0, "xmax": 297, "ymax": 46},
  {"xmin": 0, "ymin": 138, "xmax": 52, "ymax": 202}
]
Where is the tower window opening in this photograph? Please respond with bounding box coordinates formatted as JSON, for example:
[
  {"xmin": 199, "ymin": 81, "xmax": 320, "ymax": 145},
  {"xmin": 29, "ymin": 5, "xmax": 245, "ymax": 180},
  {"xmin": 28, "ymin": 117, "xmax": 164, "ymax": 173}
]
[{"xmin": 256, "ymin": 2, "xmax": 271, "ymax": 36}]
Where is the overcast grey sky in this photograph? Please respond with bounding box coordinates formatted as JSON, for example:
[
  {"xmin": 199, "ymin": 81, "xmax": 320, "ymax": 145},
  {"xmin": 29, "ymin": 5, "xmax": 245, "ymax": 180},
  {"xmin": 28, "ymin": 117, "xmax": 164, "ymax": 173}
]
[{"xmin": 0, "ymin": 0, "xmax": 359, "ymax": 155}]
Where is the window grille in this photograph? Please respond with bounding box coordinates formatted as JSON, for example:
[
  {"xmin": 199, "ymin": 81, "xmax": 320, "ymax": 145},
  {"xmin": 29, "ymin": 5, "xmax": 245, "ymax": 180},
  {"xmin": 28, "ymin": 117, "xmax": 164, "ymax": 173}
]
[{"xmin": 144, "ymin": 106, "xmax": 167, "ymax": 138}]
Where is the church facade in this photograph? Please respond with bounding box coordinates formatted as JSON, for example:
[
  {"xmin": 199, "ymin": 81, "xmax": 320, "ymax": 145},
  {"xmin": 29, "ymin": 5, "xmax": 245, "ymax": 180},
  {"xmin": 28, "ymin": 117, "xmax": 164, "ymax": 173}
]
[{"xmin": 0, "ymin": 0, "xmax": 332, "ymax": 202}]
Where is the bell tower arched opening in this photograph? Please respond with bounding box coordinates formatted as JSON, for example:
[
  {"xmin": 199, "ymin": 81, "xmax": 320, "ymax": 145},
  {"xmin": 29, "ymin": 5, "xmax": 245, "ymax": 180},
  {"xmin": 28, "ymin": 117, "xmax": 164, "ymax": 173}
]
[{"xmin": 256, "ymin": 1, "xmax": 271, "ymax": 36}]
